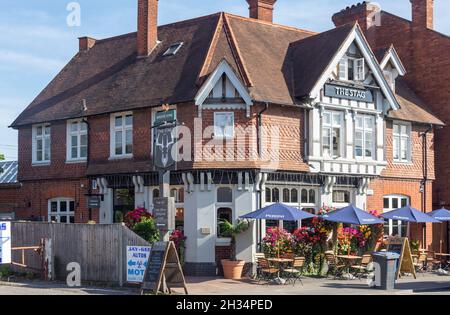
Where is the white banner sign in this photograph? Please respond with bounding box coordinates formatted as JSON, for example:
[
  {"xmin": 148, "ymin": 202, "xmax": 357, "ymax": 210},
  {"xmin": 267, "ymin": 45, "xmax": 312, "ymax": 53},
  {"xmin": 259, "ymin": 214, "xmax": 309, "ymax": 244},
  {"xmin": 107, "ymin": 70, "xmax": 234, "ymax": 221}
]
[
  {"xmin": 126, "ymin": 246, "xmax": 151, "ymax": 283},
  {"xmin": 0, "ymin": 222, "xmax": 11, "ymax": 264}
]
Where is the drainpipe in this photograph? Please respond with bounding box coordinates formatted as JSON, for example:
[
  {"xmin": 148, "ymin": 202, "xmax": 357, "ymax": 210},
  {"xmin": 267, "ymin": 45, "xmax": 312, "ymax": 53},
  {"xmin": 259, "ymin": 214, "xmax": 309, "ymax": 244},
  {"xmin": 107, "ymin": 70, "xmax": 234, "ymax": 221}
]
[
  {"xmin": 257, "ymin": 103, "xmax": 269, "ymax": 156},
  {"xmin": 82, "ymin": 116, "xmax": 92, "ymax": 221},
  {"xmin": 420, "ymin": 124, "xmax": 433, "ymax": 249}
]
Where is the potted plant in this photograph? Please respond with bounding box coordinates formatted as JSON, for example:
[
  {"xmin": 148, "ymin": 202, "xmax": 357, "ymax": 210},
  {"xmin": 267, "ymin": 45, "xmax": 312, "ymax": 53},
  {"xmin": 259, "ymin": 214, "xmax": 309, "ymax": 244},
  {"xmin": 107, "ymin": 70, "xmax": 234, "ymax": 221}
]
[{"xmin": 218, "ymin": 219, "xmax": 249, "ymax": 280}]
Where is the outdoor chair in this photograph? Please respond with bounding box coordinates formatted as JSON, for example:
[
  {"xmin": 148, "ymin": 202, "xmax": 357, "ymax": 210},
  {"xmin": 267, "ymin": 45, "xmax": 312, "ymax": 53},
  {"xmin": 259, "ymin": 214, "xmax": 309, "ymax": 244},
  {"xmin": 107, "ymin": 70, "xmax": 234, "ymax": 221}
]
[
  {"xmin": 325, "ymin": 252, "xmax": 346, "ymax": 279},
  {"xmin": 427, "ymin": 251, "xmax": 442, "ymax": 270},
  {"xmin": 253, "ymin": 253, "xmax": 266, "ymax": 279},
  {"xmin": 350, "ymin": 254, "xmax": 372, "ymax": 280},
  {"xmin": 283, "ymin": 257, "xmax": 305, "ymax": 286},
  {"xmin": 413, "ymin": 253, "xmax": 429, "ymax": 276},
  {"xmin": 257, "ymin": 258, "xmax": 279, "ymax": 284}
]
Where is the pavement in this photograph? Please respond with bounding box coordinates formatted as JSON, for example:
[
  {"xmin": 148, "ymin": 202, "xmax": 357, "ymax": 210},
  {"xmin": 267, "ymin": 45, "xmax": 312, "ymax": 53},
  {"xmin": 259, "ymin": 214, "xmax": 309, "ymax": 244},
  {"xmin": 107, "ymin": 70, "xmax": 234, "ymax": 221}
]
[
  {"xmin": 185, "ymin": 274, "xmax": 450, "ymax": 295},
  {"xmin": 0, "ymin": 274, "xmax": 449, "ymax": 295}
]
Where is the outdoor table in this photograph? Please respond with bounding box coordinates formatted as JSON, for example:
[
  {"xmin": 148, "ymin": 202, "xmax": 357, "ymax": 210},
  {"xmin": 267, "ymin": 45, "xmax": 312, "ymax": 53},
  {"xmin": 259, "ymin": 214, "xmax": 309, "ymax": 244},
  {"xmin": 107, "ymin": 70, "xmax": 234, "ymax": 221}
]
[
  {"xmin": 337, "ymin": 255, "xmax": 363, "ymax": 279},
  {"xmin": 434, "ymin": 253, "xmax": 450, "ymax": 270},
  {"xmin": 266, "ymin": 258, "xmax": 294, "ymax": 284}
]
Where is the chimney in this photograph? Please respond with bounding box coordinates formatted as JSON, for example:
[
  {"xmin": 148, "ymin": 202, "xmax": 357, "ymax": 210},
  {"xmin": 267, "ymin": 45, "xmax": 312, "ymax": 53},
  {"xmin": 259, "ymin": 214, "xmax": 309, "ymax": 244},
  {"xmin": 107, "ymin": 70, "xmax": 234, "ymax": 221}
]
[
  {"xmin": 137, "ymin": 0, "xmax": 158, "ymax": 57},
  {"xmin": 332, "ymin": 2, "xmax": 381, "ymax": 30},
  {"xmin": 246, "ymin": 0, "xmax": 277, "ymax": 23},
  {"xmin": 411, "ymin": 0, "xmax": 433, "ymax": 30},
  {"xmin": 78, "ymin": 37, "xmax": 96, "ymax": 52}
]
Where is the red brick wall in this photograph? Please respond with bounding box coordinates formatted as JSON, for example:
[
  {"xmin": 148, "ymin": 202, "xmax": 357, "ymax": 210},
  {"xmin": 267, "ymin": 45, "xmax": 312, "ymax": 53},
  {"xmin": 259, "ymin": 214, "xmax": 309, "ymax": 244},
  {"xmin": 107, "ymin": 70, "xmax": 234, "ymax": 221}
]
[
  {"xmin": 18, "ymin": 121, "xmax": 87, "ymax": 182},
  {"xmin": 368, "ymin": 178, "xmax": 435, "ymax": 250},
  {"xmin": 0, "ymin": 185, "xmax": 22, "ymax": 215},
  {"xmin": 1, "ymin": 179, "xmax": 93, "ymax": 223},
  {"xmin": 382, "ymin": 121, "xmax": 435, "ymax": 180}
]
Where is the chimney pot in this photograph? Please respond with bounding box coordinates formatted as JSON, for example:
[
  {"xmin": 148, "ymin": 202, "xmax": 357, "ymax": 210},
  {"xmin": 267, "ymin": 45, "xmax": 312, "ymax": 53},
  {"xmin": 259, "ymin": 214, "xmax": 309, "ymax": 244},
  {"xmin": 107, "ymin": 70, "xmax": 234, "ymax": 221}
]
[
  {"xmin": 411, "ymin": 0, "xmax": 434, "ymax": 30},
  {"xmin": 137, "ymin": 0, "xmax": 159, "ymax": 57},
  {"xmin": 78, "ymin": 37, "xmax": 96, "ymax": 52},
  {"xmin": 246, "ymin": 0, "xmax": 277, "ymax": 23}
]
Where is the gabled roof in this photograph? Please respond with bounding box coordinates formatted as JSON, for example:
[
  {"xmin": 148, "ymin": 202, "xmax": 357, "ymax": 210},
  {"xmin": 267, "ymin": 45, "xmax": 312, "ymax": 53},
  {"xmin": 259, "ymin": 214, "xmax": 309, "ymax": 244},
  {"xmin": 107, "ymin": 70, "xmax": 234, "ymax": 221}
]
[
  {"xmin": 290, "ymin": 24, "xmax": 354, "ymax": 99},
  {"xmin": 390, "ymin": 78, "xmax": 444, "ymax": 126},
  {"xmin": 10, "ymin": 11, "xmax": 442, "ymax": 128},
  {"xmin": 376, "ymin": 45, "xmax": 406, "ymax": 76},
  {"xmin": 0, "ymin": 161, "xmax": 18, "ymax": 185}
]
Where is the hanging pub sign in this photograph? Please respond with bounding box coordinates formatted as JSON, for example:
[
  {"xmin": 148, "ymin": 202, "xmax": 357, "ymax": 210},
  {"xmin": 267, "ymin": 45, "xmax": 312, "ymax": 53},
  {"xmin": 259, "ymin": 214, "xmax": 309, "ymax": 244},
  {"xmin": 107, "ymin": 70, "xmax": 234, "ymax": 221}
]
[
  {"xmin": 386, "ymin": 237, "xmax": 416, "ymax": 279},
  {"xmin": 153, "ymin": 109, "xmax": 177, "ymax": 170},
  {"xmin": 324, "ymin": 83, "xmax": 374, "ymax": 103},
  {"xmin": 141, "ymin": 241, "xmax": 188, "ymax": 295}
]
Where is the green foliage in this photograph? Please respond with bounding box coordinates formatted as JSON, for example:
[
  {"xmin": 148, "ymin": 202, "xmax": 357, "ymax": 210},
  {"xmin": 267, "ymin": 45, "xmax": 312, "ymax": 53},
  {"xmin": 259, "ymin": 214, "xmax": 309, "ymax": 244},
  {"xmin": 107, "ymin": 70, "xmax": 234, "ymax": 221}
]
[
  {"xmin": 0, "ymin": 265, "xmax": 11, "ymax": 278},
  {"xmin": 0, "ymin": 153, "xmax": 4, "ymax": 161},
  {"xmin": 218, "ymin": 219, "xmax": 249, "ymax": 261},
  {"xmin": 132, "ymin": 217, "xmax": 160, "ymax": 245}
]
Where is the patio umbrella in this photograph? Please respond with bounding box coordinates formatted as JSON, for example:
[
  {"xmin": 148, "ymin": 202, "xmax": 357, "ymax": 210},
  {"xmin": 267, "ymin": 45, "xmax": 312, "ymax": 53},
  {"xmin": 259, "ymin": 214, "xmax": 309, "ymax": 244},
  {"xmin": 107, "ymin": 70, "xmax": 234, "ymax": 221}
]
[
  {"xmin": 321, "ymin": 204, "xmax": 383, "ymax": 258},
  {"xmin": 240, "ymin": 203, "xmax": 315, "ymax": 221},
  {"xmin": 381, "ymin": 205, "xmax": 440, "ymax": 223},
  {"xmin": 428, "ymin": 208, "xmax": 450, "ymax": 253},
  {"xmin": 321, "ymin": 204, "xmax": 384, "ymax": 225},
  {"xmin": 382, "ymin": 205, "xmax": 440, "ymax": 250}
]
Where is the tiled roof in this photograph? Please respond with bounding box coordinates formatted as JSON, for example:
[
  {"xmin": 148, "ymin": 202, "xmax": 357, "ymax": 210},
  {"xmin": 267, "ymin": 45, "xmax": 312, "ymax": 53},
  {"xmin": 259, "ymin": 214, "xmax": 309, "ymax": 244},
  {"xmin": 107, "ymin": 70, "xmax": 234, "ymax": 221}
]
[
  {"xmin": 0, "ymin": 161, "xmax": 18, "ymax": 185},
  {"xmin": 10, "ymin": 12, "xmax": 443, "ymax": 128}
]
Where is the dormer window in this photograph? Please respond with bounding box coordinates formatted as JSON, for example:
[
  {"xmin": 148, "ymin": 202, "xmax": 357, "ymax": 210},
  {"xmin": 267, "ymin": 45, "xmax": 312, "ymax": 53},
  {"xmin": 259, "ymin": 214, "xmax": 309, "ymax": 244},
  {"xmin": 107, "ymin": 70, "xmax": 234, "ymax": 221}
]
[
  {"xmin": 338, "ymin": 57, "xmax": 365, "ymax": 82},
  {"xmin": 163, "ymin": 42, "xmax": 183, "ymax": 56}
]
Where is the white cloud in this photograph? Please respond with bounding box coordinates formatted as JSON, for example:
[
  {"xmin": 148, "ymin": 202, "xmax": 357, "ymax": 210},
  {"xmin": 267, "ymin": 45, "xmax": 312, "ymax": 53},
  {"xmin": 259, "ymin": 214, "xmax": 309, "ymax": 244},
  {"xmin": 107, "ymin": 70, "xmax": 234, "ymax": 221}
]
[{"xmin": 0, "ymin": 50, "xmax": 65, "ymax": 72}]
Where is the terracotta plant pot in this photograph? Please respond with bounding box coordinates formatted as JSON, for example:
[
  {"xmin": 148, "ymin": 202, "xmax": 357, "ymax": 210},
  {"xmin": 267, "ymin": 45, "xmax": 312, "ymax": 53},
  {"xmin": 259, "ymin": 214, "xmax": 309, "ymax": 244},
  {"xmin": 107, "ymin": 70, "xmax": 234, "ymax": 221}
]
[{"xmin": 221, "ymin": 259, "xmax": 245, "ymax": 280}]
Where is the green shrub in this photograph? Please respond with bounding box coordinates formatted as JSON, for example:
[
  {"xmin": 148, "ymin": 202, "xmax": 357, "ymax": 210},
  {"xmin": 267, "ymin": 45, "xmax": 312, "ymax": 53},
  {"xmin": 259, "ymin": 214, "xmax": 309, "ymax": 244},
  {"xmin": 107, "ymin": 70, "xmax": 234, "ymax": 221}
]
[
  {"xmin": 132, "ymin": 217, "xmax": 160, "ymax": 244},
  {"xmin": 0, "ymin": 265, "xmax": 11, "ymax": 278}
]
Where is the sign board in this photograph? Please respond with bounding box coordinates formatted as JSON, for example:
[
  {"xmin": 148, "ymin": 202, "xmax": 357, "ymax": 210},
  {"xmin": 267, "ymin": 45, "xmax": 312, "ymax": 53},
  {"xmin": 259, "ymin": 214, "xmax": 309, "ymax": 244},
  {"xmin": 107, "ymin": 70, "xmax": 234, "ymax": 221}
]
[
  {"xmin": 126, "ymin": 246, "xmax": 152, "ymax": 283},
  {"xmin": 324, "ymin": 83, "xmax": 374, "ymax": 103},
  {"xmin": 153, "ymin": 197, "xmax": 175, "ymax": 232},
  {"xmin": 153, "ymin": 126, "xmax": 176, "ymax": 169},
  {"xmin": 154, "ymin": 109, "xmax": 176, "ymax": 126},
  {"xmin": 87, "ymin": 195, "xmax": 101, "ymax": 209},
  {"xmin": 0, "ymin": 222, "xmax": 11, "ymax": 264},
  {"xmin": 387, "ymin": 237, "xmax": 416, "ymax": 279},
  {"xmin": 141, "ymin": 241, "xmax": 188, "ymax": 295}
]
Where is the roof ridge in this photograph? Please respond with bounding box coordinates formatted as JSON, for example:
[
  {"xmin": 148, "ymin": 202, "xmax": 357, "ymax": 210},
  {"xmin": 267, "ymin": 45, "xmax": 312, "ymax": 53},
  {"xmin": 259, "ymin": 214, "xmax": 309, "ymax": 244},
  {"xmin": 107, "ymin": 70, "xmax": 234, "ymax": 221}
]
[
  {"xmin": 196, "ymin": 13, "xmax": 225, "ymax": 85},
  {"xmin": 223, "ymin": 12, "xmax": 317, "ymax": 35},
  {"xmin": 381, "ymin": 10, "xmax": 450, "ymax": 40},
  {"xmin": 223, "ymin": 14, "xmax": 253, "ymax": 87}
]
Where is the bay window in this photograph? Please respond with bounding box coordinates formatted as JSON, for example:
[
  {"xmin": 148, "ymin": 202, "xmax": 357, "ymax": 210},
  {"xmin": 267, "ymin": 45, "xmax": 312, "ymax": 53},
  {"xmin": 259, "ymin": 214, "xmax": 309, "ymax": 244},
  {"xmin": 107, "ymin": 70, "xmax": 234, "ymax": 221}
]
[
  {"xmin": 67, "ymin": 119, "xmax": 88, "ymax": 161},
  {"xmin": 32, "ymin": 124, "xmax": 51, "ymax": 164},
  {"xmin": 111, "ymin": 112, "xmax": 133, "ymax": 157},
  {"xmin": 393, "ymin": 122, "xmax": 411, "ymax": 162},
  {"xmin": 355, "ymin": 114, "xmax": 375, "ymax": 159},
  {"xmin": 322, "ymin": 110, "xmax": 344, "ymax": 158}
]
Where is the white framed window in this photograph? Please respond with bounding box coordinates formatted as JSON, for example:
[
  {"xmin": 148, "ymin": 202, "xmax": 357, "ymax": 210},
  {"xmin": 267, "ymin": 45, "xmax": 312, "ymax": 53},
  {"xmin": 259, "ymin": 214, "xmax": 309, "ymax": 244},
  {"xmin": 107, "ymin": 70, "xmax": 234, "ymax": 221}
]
[
  {"xmin": 338, "ymin": 57, "xmax": 365, "ymax": 81},
  {"xmin": 32, "ymin": 124, "xmax": 51, "ymax": 164},
  {"xmin": 67, "ymin": 119, "xmax": 88, "ymax": 162},
  {"xmin": 110, "ymin": 112, "xmax": 133, "ymax": 158},
  {"xmin": 322, "ymin": 110, "xmax": 344, "ymax": 158},
  {"xmin": 393, "ymin": 122, "xmax": 411, "ymax": 162},
  {"xmin": 48, "ymin": 198, "xmax": 75, "ymax": 224},
  {"xmin": 214, "ymin": 112, "xmax": 234, "ymax": 139},
  {"xmin": 355, "ymin": 114, "xmax": 375, "ymax": 159},
  {"xmin": 383, "ymin": 195, "xmax": 409, "ymax": 238}
]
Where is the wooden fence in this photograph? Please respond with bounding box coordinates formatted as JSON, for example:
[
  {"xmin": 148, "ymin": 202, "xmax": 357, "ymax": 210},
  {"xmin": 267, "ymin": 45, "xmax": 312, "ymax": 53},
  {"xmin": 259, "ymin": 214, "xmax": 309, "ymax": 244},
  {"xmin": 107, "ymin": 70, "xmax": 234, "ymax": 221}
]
[{"xmin": 10, "ymin": 222, "xmax": 150, "ymax": 285}]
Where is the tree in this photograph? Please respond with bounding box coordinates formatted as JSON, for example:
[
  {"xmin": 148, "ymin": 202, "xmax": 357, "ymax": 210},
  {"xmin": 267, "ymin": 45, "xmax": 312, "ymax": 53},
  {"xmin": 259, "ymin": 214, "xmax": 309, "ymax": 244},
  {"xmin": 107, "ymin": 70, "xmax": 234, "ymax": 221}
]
[{"xmin": 0, "ymin": 153, "xmax": 4, "ymax": 161}]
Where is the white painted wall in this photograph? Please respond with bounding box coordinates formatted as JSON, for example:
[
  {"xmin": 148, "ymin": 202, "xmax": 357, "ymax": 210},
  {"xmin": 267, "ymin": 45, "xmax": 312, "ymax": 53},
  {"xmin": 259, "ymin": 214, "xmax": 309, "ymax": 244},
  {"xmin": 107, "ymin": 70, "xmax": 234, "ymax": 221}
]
[{"xmin": 99, "ymin": 188, "xmax": 113, "ymax": 224}]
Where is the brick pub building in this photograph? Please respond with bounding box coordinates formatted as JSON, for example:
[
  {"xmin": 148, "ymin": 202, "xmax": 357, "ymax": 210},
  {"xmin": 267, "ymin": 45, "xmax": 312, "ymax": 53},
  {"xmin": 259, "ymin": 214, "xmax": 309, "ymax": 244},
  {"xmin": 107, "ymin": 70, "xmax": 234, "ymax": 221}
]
[
  {"xmin": 3, "ymin": 0, "xmax": 446, "ymax": 275},
  {"xmin": 331, "ymin": 0, "xmax": 450, "ymax": 261}
]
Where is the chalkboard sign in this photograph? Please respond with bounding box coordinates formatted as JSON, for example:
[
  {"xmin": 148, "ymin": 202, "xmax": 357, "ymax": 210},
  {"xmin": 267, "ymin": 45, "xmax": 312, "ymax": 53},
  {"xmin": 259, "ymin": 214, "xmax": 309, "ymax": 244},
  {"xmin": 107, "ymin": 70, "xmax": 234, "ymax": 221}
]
[
  {"xmin": 141, "ymin": 241, "xmax": 188, "ymax": 295},
  {"xmin": 387, "ymin": 237, "xmax": 416, "ymax": 279}
]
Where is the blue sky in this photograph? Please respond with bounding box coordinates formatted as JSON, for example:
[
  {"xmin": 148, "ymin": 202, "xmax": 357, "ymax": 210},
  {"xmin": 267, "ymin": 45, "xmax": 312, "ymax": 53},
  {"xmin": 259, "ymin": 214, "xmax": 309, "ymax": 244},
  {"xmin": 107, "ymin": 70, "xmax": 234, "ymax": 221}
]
[{"xmin": 1, "ymin": 0, "xmax": 449, "ymax": 161}]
